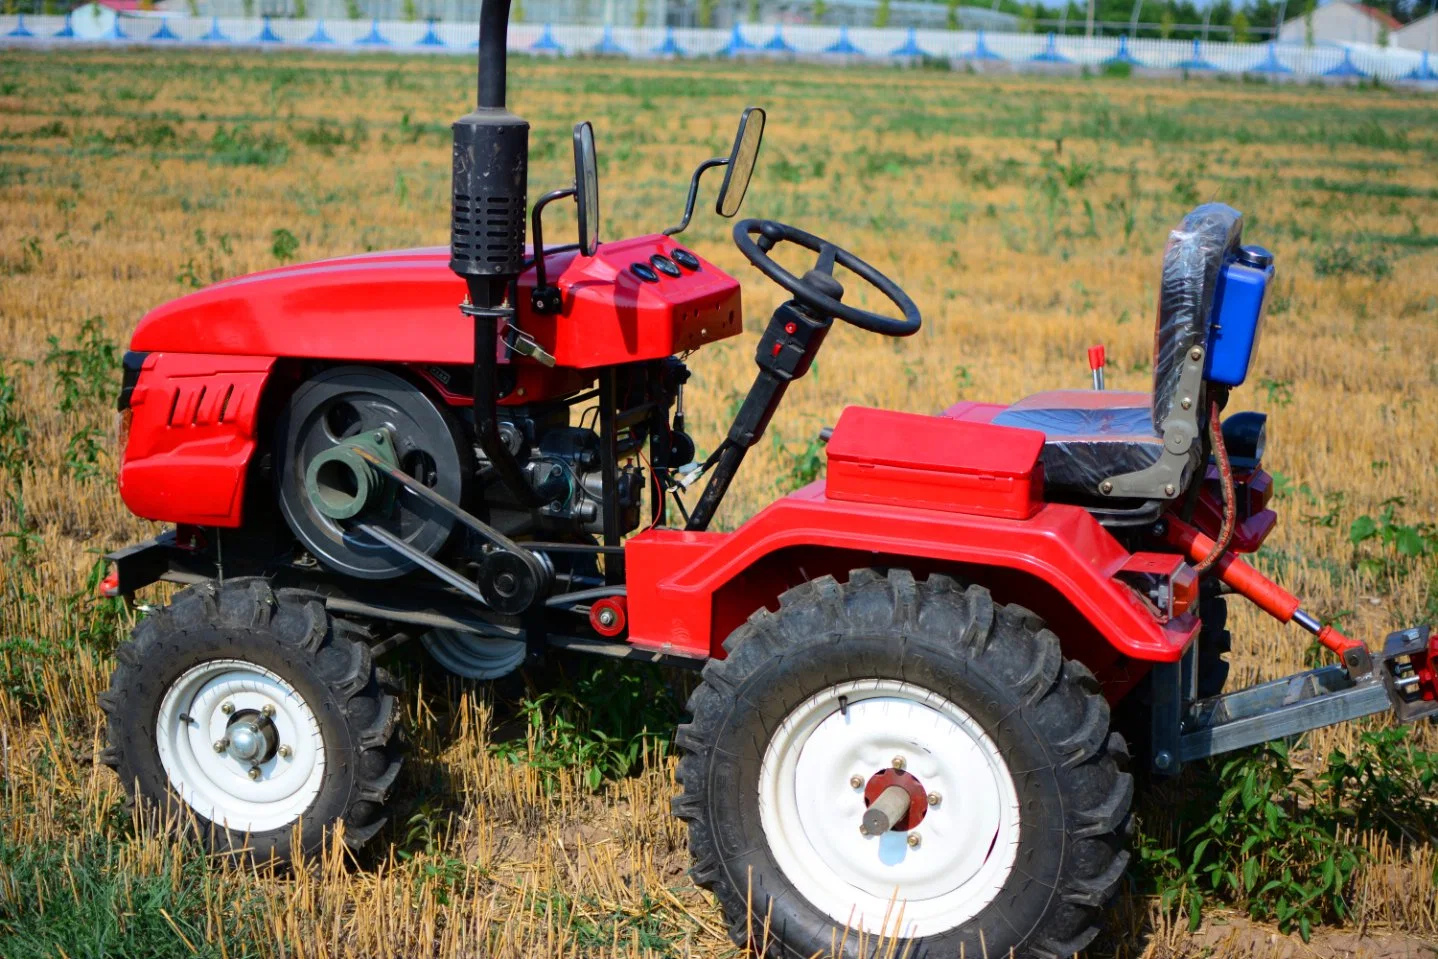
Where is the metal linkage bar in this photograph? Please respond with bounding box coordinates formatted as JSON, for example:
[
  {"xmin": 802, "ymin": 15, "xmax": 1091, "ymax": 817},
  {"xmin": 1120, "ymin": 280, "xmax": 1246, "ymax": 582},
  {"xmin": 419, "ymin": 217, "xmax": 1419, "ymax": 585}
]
[{"xmin": 1178, "ymin": 665, "xmax": 1391, "ymax": 764}]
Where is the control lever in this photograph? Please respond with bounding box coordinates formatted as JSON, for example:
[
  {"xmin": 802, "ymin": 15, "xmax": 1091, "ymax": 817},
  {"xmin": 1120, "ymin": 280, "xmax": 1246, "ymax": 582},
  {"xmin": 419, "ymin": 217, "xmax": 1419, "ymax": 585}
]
[{"xmin": 1089, "ymin": 344, "xmax": 1106, "ymax": 390}]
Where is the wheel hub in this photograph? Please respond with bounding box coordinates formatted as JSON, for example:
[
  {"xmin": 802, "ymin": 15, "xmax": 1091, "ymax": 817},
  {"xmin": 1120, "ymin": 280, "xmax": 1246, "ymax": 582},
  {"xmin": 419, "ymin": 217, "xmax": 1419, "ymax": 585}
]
[
  {"xmin": 155, "ymin": 659, "xmax": 327, "ymax": 834},
  {"xmin": 860, "ymin": 766, "xmax": 929, "ymax": 832},
  {"xmin": 225, "ymin": 712, "xmax": 279, "ymax": 764},
  {"xmin": 758, "ymin": 679, "xmax": 1021, "ymax": 939}
]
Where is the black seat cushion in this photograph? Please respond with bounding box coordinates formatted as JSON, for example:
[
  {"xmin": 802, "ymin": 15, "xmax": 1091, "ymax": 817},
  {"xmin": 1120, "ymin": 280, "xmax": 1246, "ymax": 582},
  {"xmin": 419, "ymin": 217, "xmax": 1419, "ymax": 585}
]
[{"xmin": 992, "ymin": 390, "xmax": 1163, "ymax": 495}]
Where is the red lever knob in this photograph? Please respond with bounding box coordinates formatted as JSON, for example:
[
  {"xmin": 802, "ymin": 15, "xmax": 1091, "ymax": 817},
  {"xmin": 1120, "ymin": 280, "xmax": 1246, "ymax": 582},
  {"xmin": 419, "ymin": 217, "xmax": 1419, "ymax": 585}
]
[{"xmin": 1088, "ymin": 344, "xmax": 1106, "ymax": 371}]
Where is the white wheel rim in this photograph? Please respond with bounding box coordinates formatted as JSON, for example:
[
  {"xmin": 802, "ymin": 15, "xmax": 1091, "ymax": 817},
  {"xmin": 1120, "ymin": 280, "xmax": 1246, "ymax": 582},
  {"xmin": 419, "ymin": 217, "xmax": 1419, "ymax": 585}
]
[
  {"xmin": 155, "ymin": 659, "xmax": 326, "ymax": 834},
  {"xmin": 758, "ymin": 679, "xmax": 1021, "ymax": 939},
  {"xmin": 420, "ymin": 627, "xmax": 526, "ymax": 680}
]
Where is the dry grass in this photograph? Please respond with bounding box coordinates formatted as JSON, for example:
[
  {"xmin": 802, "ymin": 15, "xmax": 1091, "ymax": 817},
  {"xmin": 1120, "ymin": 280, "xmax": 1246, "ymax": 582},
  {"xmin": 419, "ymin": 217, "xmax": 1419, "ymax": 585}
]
[{"xmin": 1, "ymin": 49, "xmax": 1436, "ymax": 957}]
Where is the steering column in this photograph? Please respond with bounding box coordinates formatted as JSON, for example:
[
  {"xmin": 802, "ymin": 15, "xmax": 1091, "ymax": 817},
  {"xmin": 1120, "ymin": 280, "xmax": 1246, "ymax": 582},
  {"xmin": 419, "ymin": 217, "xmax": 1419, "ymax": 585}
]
[{"xmin": 684, "ymin": 220, "xmax": 921, "ymax": 532}]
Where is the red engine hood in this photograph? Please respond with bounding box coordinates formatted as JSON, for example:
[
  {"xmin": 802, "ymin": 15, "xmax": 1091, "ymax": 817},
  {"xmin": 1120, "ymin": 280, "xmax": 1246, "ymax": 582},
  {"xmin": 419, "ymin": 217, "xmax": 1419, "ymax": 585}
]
[
  {"xmin": 129, "ymin": 236, "xmax": 742, "ymax": 370},
  {"xmin": 130, "ymin": 246, "xmax": 487, "ymax": 362}
]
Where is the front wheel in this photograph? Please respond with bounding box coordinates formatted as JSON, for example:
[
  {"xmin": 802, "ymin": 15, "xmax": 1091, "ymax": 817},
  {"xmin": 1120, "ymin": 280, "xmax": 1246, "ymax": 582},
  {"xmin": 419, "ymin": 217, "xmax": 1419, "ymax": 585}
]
[
  {"xmin": 100, "ymin": 579, "xmax": 404, "ymax": 863},
  {"xmin": 673, "ymin": 570, "xmax": 1132, "ymax": 958}
]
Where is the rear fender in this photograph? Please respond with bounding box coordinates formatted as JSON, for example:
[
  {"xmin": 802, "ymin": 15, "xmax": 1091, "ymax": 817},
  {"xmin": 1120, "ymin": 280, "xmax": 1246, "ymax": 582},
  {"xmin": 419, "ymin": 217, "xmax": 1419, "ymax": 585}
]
[
  {"xmin": 119, "ymin": 353, "xmax": 276, "ymax": 527},
  {"xmin": 624, "ymin": 485, "xmax": 1196, "ymax": 699}
]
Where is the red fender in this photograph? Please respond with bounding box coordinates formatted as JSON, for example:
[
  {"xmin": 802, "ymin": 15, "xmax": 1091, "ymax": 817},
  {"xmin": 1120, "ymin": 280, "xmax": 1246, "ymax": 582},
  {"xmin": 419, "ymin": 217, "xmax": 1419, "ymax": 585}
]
[{"xmin": 625, "ymin": 409, "xmax": 1197, "ymax": 688}]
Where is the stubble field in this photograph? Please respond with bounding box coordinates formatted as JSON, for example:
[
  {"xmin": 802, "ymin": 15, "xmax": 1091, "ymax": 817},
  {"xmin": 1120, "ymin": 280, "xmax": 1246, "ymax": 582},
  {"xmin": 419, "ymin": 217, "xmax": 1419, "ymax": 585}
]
[{"xmin": 1, "ymin": 47, "xmax": 1436, "ymax": 958}]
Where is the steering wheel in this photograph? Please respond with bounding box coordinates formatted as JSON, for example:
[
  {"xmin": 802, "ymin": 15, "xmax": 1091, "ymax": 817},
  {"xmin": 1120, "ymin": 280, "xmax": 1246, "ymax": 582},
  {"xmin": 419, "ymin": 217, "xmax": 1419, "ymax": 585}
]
[{"xmin": 733, "ymin": 219, "xmax": 922, "ymax": 337}]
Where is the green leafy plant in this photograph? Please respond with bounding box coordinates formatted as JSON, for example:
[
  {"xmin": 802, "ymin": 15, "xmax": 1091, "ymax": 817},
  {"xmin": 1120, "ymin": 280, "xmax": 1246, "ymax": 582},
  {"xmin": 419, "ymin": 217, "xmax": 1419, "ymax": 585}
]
[
  {"xmin": 2, "ymin": 235, "xmax": 43, "ymax": 276},
  {"xmin": 1310, "ymin": 242, "xmax": 1391, "ymax": 280},
  {"xmin": 44, "ymin": 316, "xmax": 119, "ymax": 413},
  {"xmin": 1349, "ymin": 497, "xmax": 1438, "ymax": 581},
  {"xmin": 271, "ymin": 227, "xmax": 300, "ymax": 263},
  {"xmin": 773, "ymin": 432, "xmax": 825, "ymax": 490},
  {"xmin": 1259, "ymin": 376, "xmax": 1294, "ymax": 407},
  {"xmin": 1142, "ymin": 742, "xmax": 1361, "ymax": 940},
  {"xmin": 64, "ymin": 426, "xmax": 104, "ymax": 482},
  {"xmin": 491, "ymin": 663, "xmax": 680, "ymax": 790},
  {"xmin": 0, "ymin": 365, "xmax": 31, "ymax": 476}
]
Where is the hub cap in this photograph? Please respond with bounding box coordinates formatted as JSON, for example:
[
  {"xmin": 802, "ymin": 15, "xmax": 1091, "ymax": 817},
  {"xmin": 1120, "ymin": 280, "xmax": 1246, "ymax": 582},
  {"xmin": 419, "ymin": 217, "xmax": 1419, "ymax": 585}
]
[
  {"xmin": 156, "ymin": 659, "xmax": 326, "ymax": 833},
  {"xmin": 758, "ymin": 679, "xmax": 1021, "ymax": 939}
]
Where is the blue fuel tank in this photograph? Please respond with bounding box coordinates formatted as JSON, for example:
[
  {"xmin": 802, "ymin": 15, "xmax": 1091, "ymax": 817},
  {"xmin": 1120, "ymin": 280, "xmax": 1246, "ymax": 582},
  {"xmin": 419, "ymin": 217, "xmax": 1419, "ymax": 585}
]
[{"xmin": 1205, "ymin": 245, "xmax": 1275, "ymax": 387}]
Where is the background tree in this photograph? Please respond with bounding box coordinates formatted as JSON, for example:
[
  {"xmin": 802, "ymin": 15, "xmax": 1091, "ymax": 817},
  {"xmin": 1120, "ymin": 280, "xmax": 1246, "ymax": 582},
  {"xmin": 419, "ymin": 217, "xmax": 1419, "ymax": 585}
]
[{"xmin": 1231, "ymin": 8, "xmax": 1250, "ymax": 41}]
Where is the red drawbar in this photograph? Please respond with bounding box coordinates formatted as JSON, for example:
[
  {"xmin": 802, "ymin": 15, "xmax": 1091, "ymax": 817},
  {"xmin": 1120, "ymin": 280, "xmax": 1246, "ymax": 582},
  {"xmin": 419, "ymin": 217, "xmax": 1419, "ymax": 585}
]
[
  {"xmin": 129, "ymin": 238, "xmax": 741, "ymax": 373},
  {"xmin": 624, "ymin": 485, "xmax": 1196, "ymax": 667},
  {"xmin": 119, "ymin": 353, "xmax": 275, "ymax": 527},
  {"xmin": 825, "ymin": 406, "xmax": 1046, "ymax": 520}
]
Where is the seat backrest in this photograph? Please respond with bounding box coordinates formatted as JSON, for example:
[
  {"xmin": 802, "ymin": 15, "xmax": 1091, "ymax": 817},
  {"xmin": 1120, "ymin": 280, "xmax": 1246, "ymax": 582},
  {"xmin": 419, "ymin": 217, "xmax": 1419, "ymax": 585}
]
[{"xmin": 1151, "ymin": 203, "xmax": 1244, "ymax": 431}]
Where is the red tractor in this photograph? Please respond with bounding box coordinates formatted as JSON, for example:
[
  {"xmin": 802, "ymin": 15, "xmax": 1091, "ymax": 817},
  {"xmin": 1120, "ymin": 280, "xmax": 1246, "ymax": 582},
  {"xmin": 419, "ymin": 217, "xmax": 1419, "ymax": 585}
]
[{"xmin": 99, "ymin": 7, "xmax": 1436, "ymax": 956}]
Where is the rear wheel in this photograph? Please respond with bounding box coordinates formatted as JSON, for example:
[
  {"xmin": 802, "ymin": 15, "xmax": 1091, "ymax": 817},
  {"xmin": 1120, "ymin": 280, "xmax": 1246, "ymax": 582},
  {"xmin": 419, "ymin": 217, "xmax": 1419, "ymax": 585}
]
[
  {"xmin": 1196, "ymin": 590, "xmax": 1231, "ymax": 700},
  {"xmin": 674, "ymin": 569, "xmax": 1131, "ymax": 958},
  {"xmin": 100, "ymin": 579, "xmax": 403, "ymax": 863}
]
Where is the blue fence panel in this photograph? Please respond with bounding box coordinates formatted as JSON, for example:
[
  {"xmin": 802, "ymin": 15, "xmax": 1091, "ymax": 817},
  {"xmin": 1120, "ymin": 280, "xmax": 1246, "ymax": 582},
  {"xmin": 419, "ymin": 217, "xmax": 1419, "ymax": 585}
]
[{"xmin": 1, "ymin": 14, "xmax": 1429, "ymax": 82}]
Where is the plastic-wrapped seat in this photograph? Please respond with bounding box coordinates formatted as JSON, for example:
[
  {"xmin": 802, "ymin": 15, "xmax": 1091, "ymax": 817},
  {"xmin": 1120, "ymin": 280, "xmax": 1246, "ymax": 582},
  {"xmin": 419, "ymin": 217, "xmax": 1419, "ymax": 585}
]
[
  {"xmin": 993, "ymin": 204, "xmax": 1245, "ymax": 502},
  {"xmin": 994, "ymin": 389, "xmax": 1160, "ymax": 494}
]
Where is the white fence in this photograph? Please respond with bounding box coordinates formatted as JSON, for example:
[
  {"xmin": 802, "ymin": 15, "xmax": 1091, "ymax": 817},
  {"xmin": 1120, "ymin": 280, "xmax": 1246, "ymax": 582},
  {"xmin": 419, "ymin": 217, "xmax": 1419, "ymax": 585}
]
[{"xmin": 4, "ymin": 12, "xmax": 1435, "ymax": 82}]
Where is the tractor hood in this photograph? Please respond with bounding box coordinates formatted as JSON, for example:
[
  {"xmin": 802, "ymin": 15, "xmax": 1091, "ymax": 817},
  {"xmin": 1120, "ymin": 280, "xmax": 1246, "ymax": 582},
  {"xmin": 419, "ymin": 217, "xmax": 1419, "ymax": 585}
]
[{"xmin": 129, "ymin": 246, "xmax": 523, "ymax": 363}]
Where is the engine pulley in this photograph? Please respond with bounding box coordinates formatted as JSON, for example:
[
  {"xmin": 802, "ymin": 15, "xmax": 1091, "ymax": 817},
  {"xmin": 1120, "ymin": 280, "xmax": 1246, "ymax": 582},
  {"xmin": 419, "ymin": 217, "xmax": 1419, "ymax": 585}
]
[{"xmin": 276, "ymin": 366, "xmax": 470, "ymax": 580}]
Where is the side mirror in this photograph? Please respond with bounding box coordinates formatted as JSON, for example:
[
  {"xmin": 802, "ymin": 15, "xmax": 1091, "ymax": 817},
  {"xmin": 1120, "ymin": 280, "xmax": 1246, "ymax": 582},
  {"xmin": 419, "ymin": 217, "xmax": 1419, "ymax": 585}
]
[
  {"xmin": 573, "ymin": 121, "xmax": 600, "ymax": 256},
  {"xmin": 716, "ymin": 107, "xmax": 766, "ymax": 219}
]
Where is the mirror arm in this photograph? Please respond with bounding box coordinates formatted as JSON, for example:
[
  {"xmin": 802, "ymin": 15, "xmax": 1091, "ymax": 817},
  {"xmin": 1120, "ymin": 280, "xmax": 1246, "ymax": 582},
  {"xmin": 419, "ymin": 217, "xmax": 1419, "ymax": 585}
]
[
  {"xmin": 663, "ymin": 157, "xmax": 728, "ymax": 237},
  {"xmin": 530, "ymin": 186, "xmax": 577, "ymax": 313}
]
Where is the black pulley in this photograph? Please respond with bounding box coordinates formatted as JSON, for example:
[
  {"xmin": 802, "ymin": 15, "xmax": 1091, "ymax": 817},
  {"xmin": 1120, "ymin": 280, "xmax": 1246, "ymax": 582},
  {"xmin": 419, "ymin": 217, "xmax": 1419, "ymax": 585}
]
[
  {"xmin": 276, "ymin": 366, "xmax": 470, "ymax": 580},
  {"xmin": 479, "ymin": 549, "xmax": 552, "ymax": 614}
]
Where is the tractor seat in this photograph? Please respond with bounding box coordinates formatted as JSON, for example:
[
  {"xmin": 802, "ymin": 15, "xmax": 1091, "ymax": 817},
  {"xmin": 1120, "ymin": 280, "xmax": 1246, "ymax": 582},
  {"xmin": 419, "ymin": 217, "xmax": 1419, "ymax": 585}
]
[
  {"xmin": 989, "ymin": 203, "xmax": 1248, "ymax": 505},
  {"xmin": 992, "ymin": 390, "xmax": 1163, "ymax": 495}
]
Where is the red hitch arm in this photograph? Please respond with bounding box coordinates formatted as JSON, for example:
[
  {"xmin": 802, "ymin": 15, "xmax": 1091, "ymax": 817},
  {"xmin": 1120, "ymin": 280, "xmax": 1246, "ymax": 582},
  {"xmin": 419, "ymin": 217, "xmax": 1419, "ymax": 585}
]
[{"xmin": 1163, "ymin": 517, "xmax": 1371, "ymax": 673}]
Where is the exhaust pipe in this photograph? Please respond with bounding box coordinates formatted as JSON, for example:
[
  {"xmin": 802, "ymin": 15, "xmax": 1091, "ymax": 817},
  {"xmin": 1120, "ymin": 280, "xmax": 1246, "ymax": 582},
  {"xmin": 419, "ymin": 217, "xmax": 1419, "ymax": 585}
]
[{"xmin": 450, "ymin": 0, "xmax": 540, "ymax": 506}]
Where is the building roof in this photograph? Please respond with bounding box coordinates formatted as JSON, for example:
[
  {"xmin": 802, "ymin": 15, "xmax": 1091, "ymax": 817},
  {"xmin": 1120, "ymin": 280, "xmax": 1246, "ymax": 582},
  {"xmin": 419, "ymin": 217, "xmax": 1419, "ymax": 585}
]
[{"xmin": 1353, "ymin": 3, "xmax": 1402, "ymax": 29}]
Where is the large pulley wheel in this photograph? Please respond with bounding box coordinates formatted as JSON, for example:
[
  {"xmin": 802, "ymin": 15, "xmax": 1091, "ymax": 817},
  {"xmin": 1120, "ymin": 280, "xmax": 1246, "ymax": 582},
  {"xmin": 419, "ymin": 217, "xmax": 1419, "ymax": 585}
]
[
  {"xmin": 421, "ymin": 627, "xmax": 527, "ymax": 680},
  {"xmin": 674, "ymin": 570, "xmax": 1132, "ymax": 958},
  {"xmin": 276, "ymin": 366, "xmax": 469, "ymax": 580},
  {"xmin": 99, "ymin": 579, "xmax": 403, "ymax": 863}
]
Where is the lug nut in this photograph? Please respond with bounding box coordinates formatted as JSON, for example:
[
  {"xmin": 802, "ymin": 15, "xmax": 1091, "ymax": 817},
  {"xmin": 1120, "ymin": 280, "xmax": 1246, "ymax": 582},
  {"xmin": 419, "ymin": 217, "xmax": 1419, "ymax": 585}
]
[
  {"xmin": 261, "ymin": 704, "xmax": 275, "ymax": 718},
  {"xmin": 248, "ymin": 766, "xmax": 262, "ymax": 781},
  {"xmin": 907, "ymin": 833, "xmax": 922, "ymax": 848},
  {"xmin": 278, "ymin": 744, "xmax": 293, "ymax": 759},
  {"xmin": 597, "ymin": 608, "xmax": 617, "ymax": 627},
  {"xmin": 220, "ymin": 702, "xmax": 235, "ymax": 715},
  {"xmin": 891, "ymin": 755, "xmax": 906, "ymax": 771},
  {"xmin": 927, "ymin": 792, "xmax": 941, "ymax": 807},
  {"xmin": 849, "ymin": 775, "xmax": 864, "ymax": 789},
  {"xmin": 213, "ymin": 739, "xmax": 229, "ymax": 753}
]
